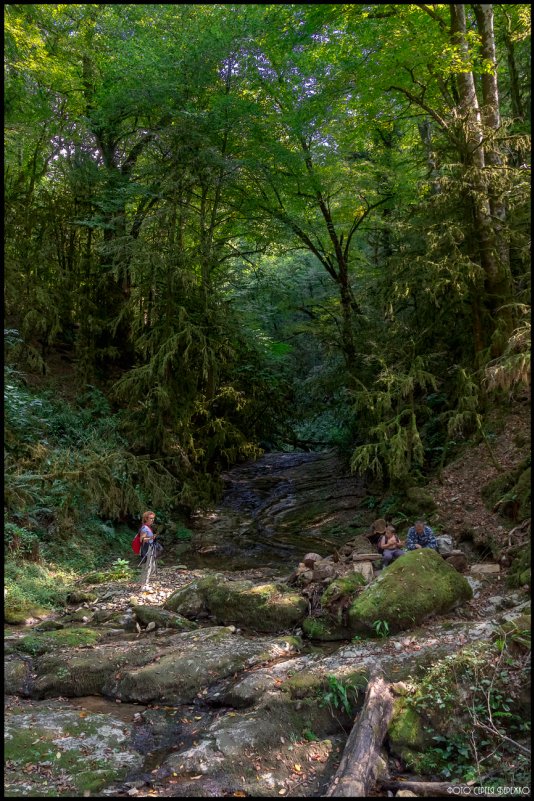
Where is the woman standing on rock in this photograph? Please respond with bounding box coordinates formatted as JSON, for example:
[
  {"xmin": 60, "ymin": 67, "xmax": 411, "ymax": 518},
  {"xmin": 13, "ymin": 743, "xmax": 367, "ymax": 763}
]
[{"xmin": 139, "ymin": 511, "xmax": 162, "ymax": 588}]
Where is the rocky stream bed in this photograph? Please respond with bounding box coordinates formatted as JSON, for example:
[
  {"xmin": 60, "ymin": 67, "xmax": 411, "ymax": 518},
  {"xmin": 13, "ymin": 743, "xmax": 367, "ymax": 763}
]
[{"xmin": 4, "ymin": 449, "xmax": 531, "ymax": 797}]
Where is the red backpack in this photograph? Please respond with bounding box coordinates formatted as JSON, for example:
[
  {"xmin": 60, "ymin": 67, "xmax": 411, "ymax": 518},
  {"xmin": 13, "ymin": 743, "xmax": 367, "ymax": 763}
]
[{"xmin": 131, "ymin": 532, "xmax": 141, "ymax": 555}]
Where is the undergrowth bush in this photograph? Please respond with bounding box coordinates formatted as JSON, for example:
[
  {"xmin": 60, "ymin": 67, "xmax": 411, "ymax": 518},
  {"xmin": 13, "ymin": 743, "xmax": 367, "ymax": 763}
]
[
  {"xmin": 4, "ymin": 559, "xmax": 74, "ymax": 624},
  {"xmin": 396, "ymin": 631, "xmax": 531, "ymax": 786},
  {"xmin": 4, "ymin": 368, "xmax": 181, "ymax": 576}
]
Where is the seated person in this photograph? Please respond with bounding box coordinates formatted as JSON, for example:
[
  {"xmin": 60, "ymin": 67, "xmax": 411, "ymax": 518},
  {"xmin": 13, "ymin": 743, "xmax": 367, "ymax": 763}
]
[
  {"xmin": 367, "ymin": 517, "xmax": 387, "ymax": 548},
  {"xmin": 406, "ymin": 519, "xmax": 438, "ymax": 551},
  {"xmin": 378, "ymin": 524, "xmax": 405, "ymax": 567}
]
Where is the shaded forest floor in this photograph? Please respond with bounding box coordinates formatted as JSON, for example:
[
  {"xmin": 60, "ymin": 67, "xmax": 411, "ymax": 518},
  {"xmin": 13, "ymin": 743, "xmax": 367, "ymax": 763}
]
[{"xmin": 429, "ymin": 399, "xmax": 531, "ymax": 554}]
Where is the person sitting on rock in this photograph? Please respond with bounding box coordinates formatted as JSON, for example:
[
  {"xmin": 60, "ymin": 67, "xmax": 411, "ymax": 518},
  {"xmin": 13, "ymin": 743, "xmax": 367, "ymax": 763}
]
[
  {"xmin": 368, "ymin": 517, "xmax": 387, "ymax": 548},
  {"xmin": 378, "ymin": 524, "xmax": 405, "ymax": 567},
  {"xmin": 406, "ymin": 519, "xmax": 438, "ymax": 551}
]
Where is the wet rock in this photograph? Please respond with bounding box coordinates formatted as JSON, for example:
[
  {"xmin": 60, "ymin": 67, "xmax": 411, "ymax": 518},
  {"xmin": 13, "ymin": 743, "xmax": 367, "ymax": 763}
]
[
  {"xmin": 189, "ymin": 451, "xmax": 367, "ymax": 569},
  {"xmin": 348, "ymin": 549, "xmax": 473, "ymax": 634}
]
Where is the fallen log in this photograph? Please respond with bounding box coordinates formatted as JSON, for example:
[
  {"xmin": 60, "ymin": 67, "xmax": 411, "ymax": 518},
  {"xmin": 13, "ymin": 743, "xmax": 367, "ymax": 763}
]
[
  {"xmin": 325, "ymin": 674, "xmax": 394, "ymax": 797},
  {"xmin": 381, "ymin": 780, "xmax": 476, "ymax": 796}
]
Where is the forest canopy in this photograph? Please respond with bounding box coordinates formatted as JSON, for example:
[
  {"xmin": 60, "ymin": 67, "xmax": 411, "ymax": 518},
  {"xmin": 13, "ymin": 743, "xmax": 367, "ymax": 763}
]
[{"xmin": 4, "ymin": 3, "xmax": 531, "ymax": 519}]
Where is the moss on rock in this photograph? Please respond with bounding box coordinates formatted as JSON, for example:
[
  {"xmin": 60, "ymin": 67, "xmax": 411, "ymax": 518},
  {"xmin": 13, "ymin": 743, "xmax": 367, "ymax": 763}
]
[
  {"xmin": 482, "ymin": 458, "xmax": 531, "ymax": 522},
  {"xmin": 66, "ymin": 589, "xmax": 98, "ymax": 604},
  {"xmin": 4, "ymin": 603, "xmax": 51, "ymax": 626},
  {"xmin": 348, "ymin": 549, "xmax": 472, "ymax": 634},
  {"xmin": 507, "ymin": 546, "xmax": 531, "ymax": 589},
  {"xmin": 5, "ymin": 656, "xmax": 33, "ymax": 697},
  {"xmin": 114, "ymin": 627, "xmax": 301, "ymax": 704},
  {"xmin": 4, "ymin": 702, "xmax": 143, "ymax": 796},
  {"xmin": 388, "ymin": 697, "xmax": 426, "ymax": 763},
  {"xmin": 14, "ymin": 627, "xmax": 104, "ymax": 656},
  {"xmin": 322, "ymin": 573, "xmax": 366, "ymax": 605},
  {"xmin": 164, "ymin": 578, "xmax": 209, "ymax": 617},
  {"xmin": 281, "ymin": 671, "xmax": 327, "ymax": 699},
  {"xmin": 165, "ymin": 573, "xmax": 307, "ymax": 632}
]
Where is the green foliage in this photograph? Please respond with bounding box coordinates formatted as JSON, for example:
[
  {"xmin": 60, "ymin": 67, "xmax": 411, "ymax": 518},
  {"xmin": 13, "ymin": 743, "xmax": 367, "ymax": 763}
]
[
  {"xmin": 4, "ymin": 367, "xmax": 181, "ymax": 524},
  {"xmin": 108, "ymin": 558, "xmax": 135, "ymax": 581},
  {"xmin": 400, "ymin": 634, "xmax": 531, "ymax": 784},
  {"xmin": 3, "ymin": 4, "xmax": 531, "ymax": 579},
  {"xmin": 4, "ymin": 559, "xmax": 74, "ymax": 623},
  {"xmin": 372, "ymin": 619, "xmax": 390, "ymax": 638},
  {"xmin": 4, "ymin": 522, "xmax": 40, "ymax": 560},
  {"xmin": 319, "ymin": 674, "xmax": 366, "ymax": 717},
  {"xmin": 350, "ymin": 356, "xmax": 439, "ymax": 485},
  {"xmin": 175, "ymin": 525, "xmax": 193, "ymax": 542},
  {"xmin": 481, "ymin": 458, "xmax": 531, "ymax": 522}
]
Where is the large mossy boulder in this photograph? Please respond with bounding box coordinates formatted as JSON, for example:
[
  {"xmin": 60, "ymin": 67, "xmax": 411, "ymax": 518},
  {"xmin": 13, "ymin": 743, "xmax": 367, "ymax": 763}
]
[
  {"xmin": 164, "ymin": 573, "xmax": 307, "ymax": 632},
  {"xmin": 348, "ymin": 548, "xmax": 472, "ymax": 634}
]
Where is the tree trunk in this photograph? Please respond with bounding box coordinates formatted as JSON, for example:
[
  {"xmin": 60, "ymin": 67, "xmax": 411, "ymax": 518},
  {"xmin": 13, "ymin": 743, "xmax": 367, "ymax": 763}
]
[
  {"xmin": 502, "ymin": 19, "xmax": 524, "ymax": 124},
  {"xmin": 325, "ymin": 675, "xmax": 394, "ymax": 797},
  {"xmin": 473, "ymin": 4, "xmax": 509, "ymax": 252},
  {"xmin": 450, "ymin": 4, "xmax": 513, "ymax": 353}
]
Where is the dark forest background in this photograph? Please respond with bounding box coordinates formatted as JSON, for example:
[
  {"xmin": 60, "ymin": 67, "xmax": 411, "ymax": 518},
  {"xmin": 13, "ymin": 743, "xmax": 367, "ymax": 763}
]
[{"xmin": 4, "ymin": 4, "xmax": 530, "ymax": 597}]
